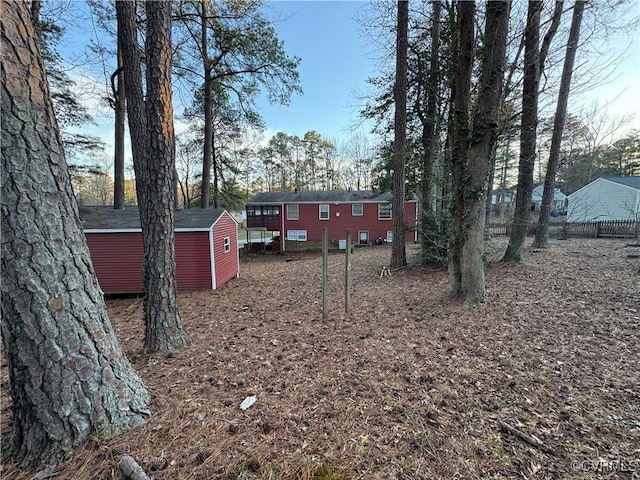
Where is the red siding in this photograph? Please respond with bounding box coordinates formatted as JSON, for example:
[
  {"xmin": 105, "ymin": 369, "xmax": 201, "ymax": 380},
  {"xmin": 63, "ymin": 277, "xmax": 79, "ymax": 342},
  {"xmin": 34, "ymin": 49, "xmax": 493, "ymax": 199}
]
[
  {"xmin": 211, "ymin": 212, "xmax": 239, "ymax": 289},
  {"xmin": 283, "ymin": 201, "xmax": 418, "ymax": 243},
  {"xmin": 85, "ymin": 230, "xmax": 222, "ymax": 294},
  {"xmin": 175, "ymin": 232, "xmax": 214, "ymax": 290},
  {"xmin": 85, "ymin": 233, "xmax": 145, "ymax": 294}
]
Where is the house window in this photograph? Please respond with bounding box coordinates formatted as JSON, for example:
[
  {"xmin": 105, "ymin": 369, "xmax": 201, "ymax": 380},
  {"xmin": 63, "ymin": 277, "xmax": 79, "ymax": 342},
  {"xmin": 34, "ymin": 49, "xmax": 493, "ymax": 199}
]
[
  {"xmin": 287, "ymin": 204, "xmax": 299, "ymax": 220},
  {"xmin": 378, "ymin": 203, "xmax": 392, "ymax": 220},
  {"xmin": 223, "ymin": 236, "xmax": 231, "ymax": 253},
  {"xmin": 386, "ymin": 231, "xmax": 393, "ymax": 243},
  {"xmin": 352, "ymin": 204, "xmax": 363, "ymax": 216},
  {"xmin": 287, "ymin": 230, "xmax": 307, "ymax": 241},
  {"xmin": 319, "ymin": 204, "xmax": 329, "ymax": 220}
]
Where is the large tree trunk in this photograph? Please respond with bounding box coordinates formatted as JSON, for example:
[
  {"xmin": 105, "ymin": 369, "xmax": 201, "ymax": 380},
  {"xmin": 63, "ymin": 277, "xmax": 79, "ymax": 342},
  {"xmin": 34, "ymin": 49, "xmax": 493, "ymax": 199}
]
[
  {"xmin": 533, "ymin": 0, "xmax": 585, "ymax": 248},
  {"xmin": 113, "ymin": 44, "xmax": 126, "ymax": 209},
  {"xmin": 1, "ymin": 2, "xmax": 149, "ymax": 468},
  {"xmin": 391, "ymin": 0, "xmax": 409, "ymax": 268},
  {"xmin": 116, "ymin": 0, "xmax": 190, "ymax": 352},
  {"xmin": 502, "ymin": 1, "xmax": 543, "ymax": 263},
  {"xmin": 448, "ymin": 1, "xmax": 475, "ymax": 298},
  {"xmin": 459, "ymin": 1, "xmax": 511, "ymax": 303}
]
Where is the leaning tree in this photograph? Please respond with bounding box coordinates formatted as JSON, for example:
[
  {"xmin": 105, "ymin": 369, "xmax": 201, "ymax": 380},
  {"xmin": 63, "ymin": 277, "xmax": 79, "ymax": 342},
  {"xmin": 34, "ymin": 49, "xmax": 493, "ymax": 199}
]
[{"xmin": 1, "ymin": 1, "xmax": 149, "ymax": 468}]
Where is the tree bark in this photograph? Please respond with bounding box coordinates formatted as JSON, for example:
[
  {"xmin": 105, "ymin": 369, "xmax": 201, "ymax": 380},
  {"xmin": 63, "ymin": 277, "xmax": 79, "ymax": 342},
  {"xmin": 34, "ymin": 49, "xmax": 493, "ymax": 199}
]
[
  {"xmin": 502, "ymin": 1, "xmax": 543, "ymax": 263},
  {"xmin": 200, "ymin": 0, "xmax": 212, "ymax": 209},
  {"xmin": 533, "ymin": 0, "xmax": 585, "ymax": 248},
  {"xmin": 460, "ymin": 0, "xmax": 511, "ymax": 303},
  {"xmin": 116, "ymin": 0, "xmax": 190, "ymax": 352},
  {"xmin": 419, "ymin": 0, "xmax": 442, "ymax": 263},
  {"xmin": 1, "ymin": 2, "xmax": 149, "ymax": 468},
  {"xmin": 113, "ymin": 44, "xmax": 126, "ymax": 209},
  {"xmin": 391, "ymin": 0, "xmax": 409, "ymax": 268},
  {"xmin": 448, "ymin": 1, "xmax": 475, "ymax": 298}
]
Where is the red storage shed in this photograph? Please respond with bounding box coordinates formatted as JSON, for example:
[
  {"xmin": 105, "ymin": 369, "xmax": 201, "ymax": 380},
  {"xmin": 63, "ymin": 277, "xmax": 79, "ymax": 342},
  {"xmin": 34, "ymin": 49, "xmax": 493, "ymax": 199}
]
[{"xmin": 80, "ymin": 207, "xmax": 238, "ymax": 294}]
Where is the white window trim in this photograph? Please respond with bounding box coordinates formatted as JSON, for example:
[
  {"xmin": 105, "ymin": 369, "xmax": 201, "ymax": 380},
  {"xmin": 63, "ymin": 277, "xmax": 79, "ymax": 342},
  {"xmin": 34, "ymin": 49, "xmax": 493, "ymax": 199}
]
[
  {"xmin": 287, "ymin": 229, "xmax": 307, "ymax": 241},
  {"xmin": 378, "ymin": 203, "xmax": 392, "ymax": 220},
  {"xmin": 352, "ymin": 203, "xmax": 363, "ymax": 216},
  {"xmin": 287, "ymin": 204, "xmax": 299, "ymax": 220},
  {"xmin": 319, "ymin": 204, "xmax": 329, "ymax": 220},
  {"xmin": 223, "ymin": 236, "xmax": 231, "ymax": 253}
]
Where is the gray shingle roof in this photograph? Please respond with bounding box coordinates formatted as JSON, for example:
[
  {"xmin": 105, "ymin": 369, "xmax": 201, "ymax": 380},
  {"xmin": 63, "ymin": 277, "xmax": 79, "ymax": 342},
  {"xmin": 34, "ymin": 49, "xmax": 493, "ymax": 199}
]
[
  {"xmin": 604, "ymin": 176, "xmax": 640, "ymax": 190},
  {"xmin": 80, "ymin": 207, "xmax": 228, "ymax": 231},
  {"xmin": 247, "ymin": 190, "xmax": 394, "ymax": 204}
]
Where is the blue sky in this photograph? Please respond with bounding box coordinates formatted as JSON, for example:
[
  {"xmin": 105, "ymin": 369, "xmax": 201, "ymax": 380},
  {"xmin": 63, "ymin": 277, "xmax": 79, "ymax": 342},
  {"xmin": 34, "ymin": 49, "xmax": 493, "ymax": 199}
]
[
  {"xmin": 257, "ymin": 1, "xmax": 376, "ymax": 140},
  {"xmin": 58, "ymin": 0, "xmax": 638, "ymax": 157}
]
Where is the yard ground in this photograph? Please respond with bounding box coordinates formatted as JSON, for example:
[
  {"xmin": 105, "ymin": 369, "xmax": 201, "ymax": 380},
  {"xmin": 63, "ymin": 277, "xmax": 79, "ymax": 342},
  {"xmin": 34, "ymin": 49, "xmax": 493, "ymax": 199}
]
[{"xmin": 2, "ymin": 238, "xmax": 639, "ymax": 479}]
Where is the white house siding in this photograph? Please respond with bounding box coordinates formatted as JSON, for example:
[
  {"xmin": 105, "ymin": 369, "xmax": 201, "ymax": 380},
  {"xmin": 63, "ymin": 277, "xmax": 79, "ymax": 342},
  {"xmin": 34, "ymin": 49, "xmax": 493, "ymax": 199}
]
[{"xmin": 568, "ymin": 178, "xmax": 640, "ymax": 222}]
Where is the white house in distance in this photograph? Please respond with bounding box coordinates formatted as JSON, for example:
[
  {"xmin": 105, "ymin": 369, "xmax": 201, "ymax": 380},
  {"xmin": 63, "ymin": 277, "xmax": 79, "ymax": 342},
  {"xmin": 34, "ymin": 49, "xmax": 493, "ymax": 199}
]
[
  {"xmin": 567, "ymin": 176, "xmax": 640, "ymax": 222},
  {"xmin": 531, "ymin": 184, "xmax": 567, "ymax": 212}
]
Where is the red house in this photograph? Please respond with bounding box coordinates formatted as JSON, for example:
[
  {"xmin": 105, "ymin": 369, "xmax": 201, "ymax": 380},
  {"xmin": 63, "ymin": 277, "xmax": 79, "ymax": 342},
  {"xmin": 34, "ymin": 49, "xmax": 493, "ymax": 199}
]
[
  {"xmin": 80, "ymin": 207, "xmax": 238, "ymax": 294},
  {"xmin": 245, "ymin": 190, "xmax": 418, "ymax": 251}
]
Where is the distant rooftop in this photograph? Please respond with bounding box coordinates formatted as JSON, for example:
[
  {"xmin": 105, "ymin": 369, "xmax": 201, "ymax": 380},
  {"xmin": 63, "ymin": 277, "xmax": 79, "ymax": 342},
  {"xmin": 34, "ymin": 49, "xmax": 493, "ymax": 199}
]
[
  {"xmin": 247, "ymin": 190, "xmax": 398, "ymax": 203},
  {"xmin": 80, "ymin": 207, "xmax": 228, "ymax": 231},
  {"xmin": 604, "ymin": 176, "xmax": 640, "ymax": 190}
]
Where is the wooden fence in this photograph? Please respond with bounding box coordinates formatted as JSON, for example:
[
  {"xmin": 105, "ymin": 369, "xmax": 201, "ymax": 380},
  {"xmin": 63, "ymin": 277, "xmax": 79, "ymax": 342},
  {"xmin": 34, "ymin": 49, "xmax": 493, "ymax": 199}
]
[{"xmin": 487, "ymin": 220, "xmax": 639, "ymax": 239}]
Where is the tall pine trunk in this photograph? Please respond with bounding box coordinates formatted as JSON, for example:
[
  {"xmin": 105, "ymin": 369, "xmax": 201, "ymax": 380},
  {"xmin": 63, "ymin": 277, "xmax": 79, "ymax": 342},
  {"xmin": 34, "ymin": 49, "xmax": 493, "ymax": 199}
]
[
  {"xmin": 391, "ymin": 0, "xmax": 409, "ymax": 268},
  {"xmin": 116, "ymin": 0, "xmax": 190, "ymax": 352},
  {"xmin": 502, "ymin": 1, "xmax": 542, "ymax": 263},
  {"xmin": 200, "ymin": 0, "xmax": 212, "ymax": 209},
  {"xmin": 1, "ymin": 2, "xmax": 149, "ymax": 468},
  {"xmin": 533, "ymin": 1, "xmax": 585, "ymax": 248}
]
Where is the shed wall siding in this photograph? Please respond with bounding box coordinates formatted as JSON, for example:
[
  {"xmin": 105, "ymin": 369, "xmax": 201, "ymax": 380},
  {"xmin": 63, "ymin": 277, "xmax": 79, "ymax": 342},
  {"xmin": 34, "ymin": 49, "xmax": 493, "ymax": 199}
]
[
  {"xmin": 568, "ymin": 179, "xmax": 640, "ymax": 222},
  {"xmin": 85, "ymin": 233, "xmax": 145, "ymax": 294},
  {"xmin": 86, "ymin": 232, "xmax": 214, "ymax": 294},
  {"xmin": 282, "ymin": 201, "xmax": 417, "ymax": 242},
  {"xmin": 212, "ymin": 213, "xmax": 239, "ymax": 288},
  {"xmin": 175, "ymin": 232, "xmax": 215, "ymax": 290}
]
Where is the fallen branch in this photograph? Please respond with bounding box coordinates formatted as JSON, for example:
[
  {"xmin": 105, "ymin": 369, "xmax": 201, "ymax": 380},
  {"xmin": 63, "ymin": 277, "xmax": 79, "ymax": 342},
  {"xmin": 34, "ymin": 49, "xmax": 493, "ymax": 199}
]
[
  {"xmin": 499, "ymin": 421, "xmax": 559, "ymax": 456},
  {"xmin": 119, "ymin": 455, "xmax": 151, "ymax": 480},
  {"xmin": 32, "ymin": 466, "xmax": 63, "ymax": 480}
]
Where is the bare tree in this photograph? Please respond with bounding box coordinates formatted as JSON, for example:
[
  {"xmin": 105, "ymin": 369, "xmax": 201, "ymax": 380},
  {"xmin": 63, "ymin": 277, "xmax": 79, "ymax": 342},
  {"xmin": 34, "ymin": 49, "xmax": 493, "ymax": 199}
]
[
  {"xmin": 502, "ymin": 1, "xmax": 543, "ymax": 263},
  {"xmin": 533, "ymin": 0, "xmax": 585, "ymax": 248},
  {"xmin": 1, "ymin": 2, "xmax": 149, "ymax": 467}
]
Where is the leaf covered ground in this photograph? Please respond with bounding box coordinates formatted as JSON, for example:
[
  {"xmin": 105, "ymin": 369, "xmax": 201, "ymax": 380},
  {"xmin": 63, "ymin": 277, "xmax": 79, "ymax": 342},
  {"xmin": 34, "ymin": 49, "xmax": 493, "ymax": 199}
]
[{"xmin": 2, "ymin": 238, "xmax": 639, "ymax": 479}]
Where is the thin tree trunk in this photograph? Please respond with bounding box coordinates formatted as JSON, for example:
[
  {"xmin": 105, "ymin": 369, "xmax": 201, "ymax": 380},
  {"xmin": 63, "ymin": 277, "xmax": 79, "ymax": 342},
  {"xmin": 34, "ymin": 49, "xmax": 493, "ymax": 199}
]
[
  {"xmin": 1, "ymin": 2, "xmax": 149, "ymax": 468},
  {"xmin": 533, "ymin": 0, "xmax": 585, "ymax": 248},
  {"xmin": 420, "ymin": 0, "xmax": 441, "ymax": 262},
  {"xmin": 212, "ymin": 128, "xmax": 219, "ymax": 208},
  {"xmin": 460, "ymin": 0, "xmax": 511, "ymax": 303},
  {"xmin": 113, "ymin": 44, "xmax": 126, "ymax": 209},
  {"xmin": 391, "ymin": 0, "xmax": 409, "ymax": 268},
  {"xmin": 502, "ymin": 1, "xmax": 542, "ymax": 263},
  {"xmin": 200, "ymin": 0, "xmax": 212, "ymax": 209},
  {"xmin": 448, "ymin": 1, "xmax": 475, "ymax": 298}
]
